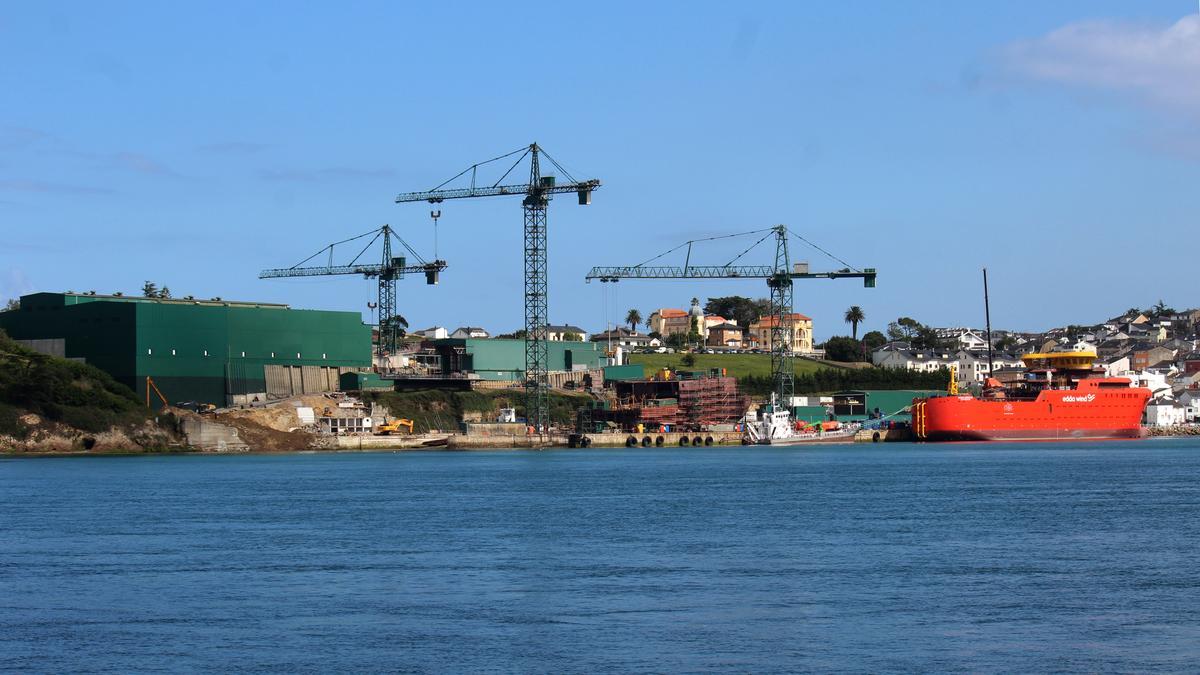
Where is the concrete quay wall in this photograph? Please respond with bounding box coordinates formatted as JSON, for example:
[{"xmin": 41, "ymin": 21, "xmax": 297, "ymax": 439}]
[{"xmin": 854, "ymin": 428, "xmax": 914, "ymax": 443}]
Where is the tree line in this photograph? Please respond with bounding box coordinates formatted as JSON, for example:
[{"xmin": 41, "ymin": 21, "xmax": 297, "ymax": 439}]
[{"xmin": 739, "ymin": 366, "xmax": 950, "ymax": 396}]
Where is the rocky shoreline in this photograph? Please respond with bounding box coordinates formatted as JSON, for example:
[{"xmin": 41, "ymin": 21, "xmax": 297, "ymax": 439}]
[{"xmin": 1146, "ymin": 425, "xmax": 1200, "ymax": 438}]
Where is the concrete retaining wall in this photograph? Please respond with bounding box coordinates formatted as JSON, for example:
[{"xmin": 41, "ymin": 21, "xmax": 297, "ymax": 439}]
[
  {"xmin": 854, "ymin": 428, "xmax": 913, "ymax": 443},
  {"xmin": 181, "ymin": 417, "xmax": 249, "ymax": 452}
]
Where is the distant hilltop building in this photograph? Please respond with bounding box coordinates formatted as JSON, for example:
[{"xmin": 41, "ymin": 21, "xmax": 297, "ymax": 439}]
[
  {"xmin": 649, "ymin": 298, "xmax": 728, "ymax": 339},
  {"xmin": 544, "ymin": 324, "xmax": 588, "ymax": 341},
  {"xmin": 449, "ymin": 326, "xmax": 490, "ymax": 339},
  {"xmin": 590, "ymin": 327, "xmax": 660, "ymax": 350},
  {"xmin": 871, "ymin": 342, "xmax": 1023, "ymax": 385},
  {"xmin": 931, "ymin": 327, "xmax": 990, "ymax": 352},
  {"xmin": 415, "ymin": 326, "xmax": 448, "ymax": 340},
  {"xmin": 749, "ymin": 313, "xmax": 814, "ymax": 354}
]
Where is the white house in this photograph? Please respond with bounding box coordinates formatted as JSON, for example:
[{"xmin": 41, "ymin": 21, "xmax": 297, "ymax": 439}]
[
  {"xmin": 1102, "ymin": 356, "xmax": 1131, "ymax": 377},
  {"xmin": 933, "ymin": 327, "xmax": 990, "ymax": 352},
  {"xmin": 415, "ymin": 326, "xmax": 448, "ymax": 340},
  {"xmin": 450, "ymin": 326, "xmax": 490, "ymax": 339},
  {"xmin": 590, "ymin": 327, "xmax": 660, "ymax": 349},
  {"xmin": 1145, "ymin": 402, "xmax": 1187, "ymax": 427},
  {"xmin": 872, "ymin": 344, "xmax": 1024, "ymax": 385},
  {"xmin": 545, "ymin": 324, "xmax": 588, "ymax": 341},
  {"xmin": 1178, "ymin": 390, "xmax": 1200, "ymax": 422}
]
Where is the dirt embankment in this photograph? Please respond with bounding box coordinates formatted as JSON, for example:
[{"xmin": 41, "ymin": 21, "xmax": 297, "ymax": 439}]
[{"xmin": 196, "ymin": 395, "xmax": 340, "ymax": 452}]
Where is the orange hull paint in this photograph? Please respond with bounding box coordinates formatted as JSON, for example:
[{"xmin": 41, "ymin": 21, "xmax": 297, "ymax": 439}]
[{"xmin": 913, "ymin": 379, "xmax": 1151, "ymax": 443}]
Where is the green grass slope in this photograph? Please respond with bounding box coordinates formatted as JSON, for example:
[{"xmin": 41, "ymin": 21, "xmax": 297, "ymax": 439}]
[
  {"xmin": 627, "ymin": 352, "xmax": 831, "ymax": 380},
  {"xmin": 0, "ymin": 330, "xmax": 153, "ymax": 439}
]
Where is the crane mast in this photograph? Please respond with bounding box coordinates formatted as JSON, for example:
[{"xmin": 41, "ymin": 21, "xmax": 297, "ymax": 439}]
[{"xmin": 395, "ymin": 143, "xmax": 600, "ymax": 434}]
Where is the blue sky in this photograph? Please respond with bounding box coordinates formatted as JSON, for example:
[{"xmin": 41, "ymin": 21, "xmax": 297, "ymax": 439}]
[{"xmin": 2, "ymin": 1, "xmax": 1198, "ymax": 339}]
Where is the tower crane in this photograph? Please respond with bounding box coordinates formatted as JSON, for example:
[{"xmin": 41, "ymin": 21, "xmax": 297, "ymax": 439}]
[
  {"xmin": 586, "ymin": 225, "xmax": 876, "ymax": 408},
  {"xmin": 394, "ymin": 143, "xmax": 600, "ymax": 433},
  {"xmin": 259, "ymin": 225, "xmax": 446, "ymax": 358}
]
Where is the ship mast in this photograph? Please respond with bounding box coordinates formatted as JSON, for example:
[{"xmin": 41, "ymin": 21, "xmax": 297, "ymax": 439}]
[{"xmin": 983, "ymin": 268, "xmax": 994, "ymax": 377}]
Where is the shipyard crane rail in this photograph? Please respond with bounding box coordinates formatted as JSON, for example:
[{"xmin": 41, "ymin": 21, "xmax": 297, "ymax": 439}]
[
  {"xmin": 395, "ymin": 143, "xmax": 600, "ymax": 434},
  {"xmin": 260, "ymin": 225, "xmax": 446, "ymax": 358},
  {"xmin": 586, "ymin": 225, "xmax": 876, "ymax": 408}
]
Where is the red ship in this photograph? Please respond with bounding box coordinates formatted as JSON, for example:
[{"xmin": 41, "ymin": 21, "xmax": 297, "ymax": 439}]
[{"xmin": 912, "ymin": 349, "xmax": 1152, "ymax": 442}]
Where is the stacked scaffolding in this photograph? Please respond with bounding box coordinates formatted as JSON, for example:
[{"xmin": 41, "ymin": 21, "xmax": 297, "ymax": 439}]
[
  {"xmin": 585, "ymin": 371, "xmax": 748, "ymax": 431},
  {"xmin": 678, "ymin": 376, "xmax": 744, "ymax": 427}
]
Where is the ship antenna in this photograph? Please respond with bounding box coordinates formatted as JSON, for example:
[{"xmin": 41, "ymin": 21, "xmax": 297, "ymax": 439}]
[{"xmin": 983, "ymin": 267, "xmax": 994, "ymax": 379}]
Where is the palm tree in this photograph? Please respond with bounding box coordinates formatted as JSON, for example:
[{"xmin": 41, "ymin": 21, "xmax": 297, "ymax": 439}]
[
  {"xmin": 844, "ymin": 305, "xmax": 865, "ymax": 340},
  {"xmin": 625, "ymin": 308, "xmax": 642, "ymax": 332}
]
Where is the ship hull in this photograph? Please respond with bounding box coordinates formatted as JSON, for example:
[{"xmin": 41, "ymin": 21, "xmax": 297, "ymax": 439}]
[
  {"xmin": 913, "ymin": 381, "xmax": 1151, "ymax": 443},
  {"xmin": 921, "ymin": 427, "xmax": 1145, "ymax": 443}
]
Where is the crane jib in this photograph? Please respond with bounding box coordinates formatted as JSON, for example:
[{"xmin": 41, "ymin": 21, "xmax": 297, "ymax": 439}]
[{"xmin": 394, "ymin": 179, "xmax": 601, "ymax": 204}]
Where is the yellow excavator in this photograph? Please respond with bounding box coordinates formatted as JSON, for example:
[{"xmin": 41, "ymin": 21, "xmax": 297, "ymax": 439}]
[{"xmin": 375, "ymin": 418, "xmax": 414, "ymax": 435}]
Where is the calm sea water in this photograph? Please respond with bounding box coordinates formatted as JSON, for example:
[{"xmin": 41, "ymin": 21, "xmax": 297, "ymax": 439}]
[{"xmin": 3, "ymin": 439, "xmax": 1200, "ymax": 672}]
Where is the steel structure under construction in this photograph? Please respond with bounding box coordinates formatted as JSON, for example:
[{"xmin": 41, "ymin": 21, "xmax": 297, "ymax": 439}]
[{"xmin": 580, "ymin": 370, "xmax": 747, "ymax": 432}]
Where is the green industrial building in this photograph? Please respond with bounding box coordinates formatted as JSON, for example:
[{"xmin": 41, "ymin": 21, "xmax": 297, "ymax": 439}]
[
  {"xmin": 0, "ymin": 292, "xmax": 372, "ymax": 406},
  {"xmin": 433, "ymin": 338, "xmax": 604, "ymax": 380},
  {"xmin": 792, "ymin": 389, "xmax": 943, "ymax": 423}
]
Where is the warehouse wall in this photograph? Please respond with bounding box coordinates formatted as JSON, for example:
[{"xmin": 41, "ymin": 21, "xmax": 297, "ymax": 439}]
[
  {"xmin": 432, "ymin": 338, "xmax": 606, "ymax": 380},
  {"xmin": 0, "ymin": 296, "xmax": 138, "ymax": 390},
  {"xmin": 1, "ymin": 293, "xmax": 371, "ymax": 406}
]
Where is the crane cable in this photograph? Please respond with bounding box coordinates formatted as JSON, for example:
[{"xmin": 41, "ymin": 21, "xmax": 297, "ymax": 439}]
[
  {"xmin": 723, "ymin": 229, "xmax": 777, "ymax": 267},
  {"xmin": 630, "ymin": 227, "xmax": 774, "ymax": 269},
  {"xmin": 789, "ymin": 230, "xmax": 861, "ymax": 273},
  {"xmin": 491, "ymin": 147, "xmax": 532, "ymax": 187},
  {"xmin": 288, "ymin": 227, "xmax": 381, "ymax": 269},
  {"xmin": 428, "ymin": 145, "xmax": 529, "ymax": 192},
  {"xmin": 347, "ymin": 230, "xmax": 384, "ymax": 267},
  {"xmin": 538, "ymin": 148, "xmax": 581, "ymax": 185},
  {"xmin": 420, "ymin": 144, "xmax": 597, "ymax": 196}
]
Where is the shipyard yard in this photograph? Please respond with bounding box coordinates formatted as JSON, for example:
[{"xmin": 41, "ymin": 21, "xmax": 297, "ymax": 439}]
[{"xmin": 5, "ymin": 2, "xmax": 1200, "ymax": 672}]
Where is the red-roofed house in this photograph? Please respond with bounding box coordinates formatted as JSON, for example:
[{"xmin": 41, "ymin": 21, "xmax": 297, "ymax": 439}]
[
  {"xmin": 749, "ymin": 313, "xmax": 814, "ymax": 353},
  {"xmin": 648, "ymin": 308, "xmax": 690, "ymax": 336}
]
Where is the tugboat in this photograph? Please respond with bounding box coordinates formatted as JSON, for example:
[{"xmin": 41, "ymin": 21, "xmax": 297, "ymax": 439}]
[
  {"xmin": 743, "ymin": 394, "xmax": 860, "ymax": 445},
  {"xmin": 912, "ymin": 347, "xmax": 1151, "ymax": 442}
]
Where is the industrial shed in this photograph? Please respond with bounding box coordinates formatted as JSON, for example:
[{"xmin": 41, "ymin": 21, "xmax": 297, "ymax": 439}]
[
  {"xmin": 432, "ymin": 338, "xmax": 604, "ymax": 381},
  {"xmin": 0, "ymin": 292, "xmax": 371, "ymax": 406}
]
